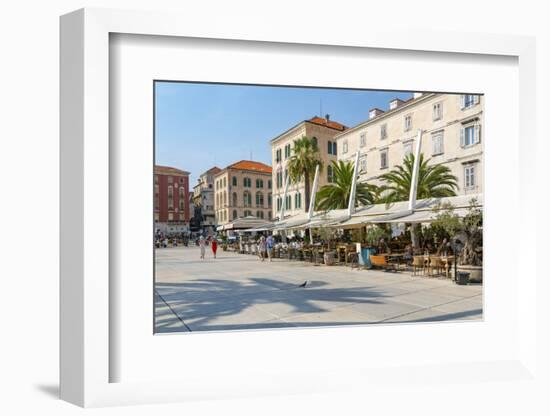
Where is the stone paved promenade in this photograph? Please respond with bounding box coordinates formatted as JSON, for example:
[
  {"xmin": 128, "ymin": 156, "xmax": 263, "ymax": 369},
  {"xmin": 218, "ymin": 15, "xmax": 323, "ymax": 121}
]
[{"xmin": 155, "ymin": 246, "xmax": 482, "ymax": 333}]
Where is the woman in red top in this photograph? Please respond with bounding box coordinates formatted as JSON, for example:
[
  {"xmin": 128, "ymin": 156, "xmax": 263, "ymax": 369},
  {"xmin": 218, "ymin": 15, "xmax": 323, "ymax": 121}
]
[{"xmin": 211, "ymin": 238, "xmax": 218, "ymax": 259}]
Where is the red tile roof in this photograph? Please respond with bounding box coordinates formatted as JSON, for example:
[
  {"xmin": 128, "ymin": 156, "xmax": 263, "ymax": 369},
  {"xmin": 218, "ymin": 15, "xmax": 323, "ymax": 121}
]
[
  {"xmin": 307, "ymin": 116, "xmax": 347, "ymax": 131},
  {"xmin": 205, "ymin": 166, "xmax": 222, "ymax": 175},
  {"xmin": 226, "ymin": 160, "xmax": 272, "ymax": 174},
  {"xmin": 154, "ymin": 165, "xmax": 190, "ymax": 176}
]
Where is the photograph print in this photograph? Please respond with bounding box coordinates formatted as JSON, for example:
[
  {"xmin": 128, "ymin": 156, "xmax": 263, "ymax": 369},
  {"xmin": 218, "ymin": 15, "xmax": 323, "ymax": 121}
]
[{"xmin": 153, "ymin": 82, "xmax": 483, "ymax": 334}]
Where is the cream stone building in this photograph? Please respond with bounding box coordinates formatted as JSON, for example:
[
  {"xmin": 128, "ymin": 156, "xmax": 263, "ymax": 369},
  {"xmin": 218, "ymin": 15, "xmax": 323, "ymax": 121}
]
[
  {"xmin": 335, "ymin": 93, "xmax": 483, "ymax": 195},
  {"xmin": 213, "ymin": 160, "xmax": 273, "ymax": 226},
  {"xmin": 270, "ymin": 115, "xmax": 347, "ymax": 219}
]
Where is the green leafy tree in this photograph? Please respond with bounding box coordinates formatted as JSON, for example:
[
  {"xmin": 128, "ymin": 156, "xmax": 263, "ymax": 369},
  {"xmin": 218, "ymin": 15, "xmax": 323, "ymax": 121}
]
[
  {"xmin": 315, "ymin": 160, "xmax": 378, "ymax": 210},
  {"xmin": 378, "ymin": 153, "xmax": 458, "ymax": 205},
  {"xmin": 431, "ymin": 199, "xmax": 483, "ymax": 266},
  {"xmin": 287, "ymin": 136, "xmax": 323, "ymax": 212}
]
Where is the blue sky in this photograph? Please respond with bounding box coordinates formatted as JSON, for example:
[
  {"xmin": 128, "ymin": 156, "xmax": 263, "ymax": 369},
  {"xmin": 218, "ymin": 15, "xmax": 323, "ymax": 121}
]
[{"xmin": 155, "ymin": 82, "xmax": 413, "ymax": 185}]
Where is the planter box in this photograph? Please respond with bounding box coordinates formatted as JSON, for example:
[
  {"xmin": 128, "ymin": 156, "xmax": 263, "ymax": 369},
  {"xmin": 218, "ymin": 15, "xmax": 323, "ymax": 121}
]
[
  {"xmin": 324, "ymin": 251, "xmax": 336, "ymax": 266},
  {"xmin": 457, "ymin": 265, "xmax": 483, "ymax": 283}
]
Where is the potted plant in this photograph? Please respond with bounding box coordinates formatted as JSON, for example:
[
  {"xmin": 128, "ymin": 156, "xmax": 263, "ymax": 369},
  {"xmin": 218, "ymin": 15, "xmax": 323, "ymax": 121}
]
[
  {"xmin": 431, "ymin": 199, "xmax": 483, "ymax": 283},
  {"xmin": 220, "ymin": 235, "xmax": 228, "ymax": 251}
]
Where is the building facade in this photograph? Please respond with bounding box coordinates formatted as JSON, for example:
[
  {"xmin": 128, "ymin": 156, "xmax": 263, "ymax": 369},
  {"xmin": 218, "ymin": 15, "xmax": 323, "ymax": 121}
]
[
  {"xmin": 154, "ymin": 165, "xmax": 191, "ymax": 234},
  {"xmin": 213, "ymin": 160, "xmax": 273, "ymax": 226},
  {"xmin": 335, "ymin": 93, "xmax": 484, "ymax": 195},
  {"xmin": 270, "ymin": 115, "xmax": 347, "ymax": 219},
  {"xmin": 192, "ymin": 166, "xmax": 221, "ymax": 233}
]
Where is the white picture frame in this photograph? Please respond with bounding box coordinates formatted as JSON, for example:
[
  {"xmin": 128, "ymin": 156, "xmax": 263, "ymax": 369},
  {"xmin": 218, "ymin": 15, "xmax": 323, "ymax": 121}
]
[{"xmin": 60, "ymin": 8, "xmax": 538, "ymax": 408}]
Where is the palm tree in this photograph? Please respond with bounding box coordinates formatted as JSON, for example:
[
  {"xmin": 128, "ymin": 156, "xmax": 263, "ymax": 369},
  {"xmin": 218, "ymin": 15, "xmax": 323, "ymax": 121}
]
[
  {"xmin": 316, "ymin": 160, "xmax": 378, "ymax": 210},
  {"xmin": 287, "ymin": 136, "xmax": 323, "ymax": 212},
  {"xmin": 378, "ymin": 153, "xmax": 458, "ymax": 205},
  {"xmin": 378, "ymin": 153, "xmax": 458, "ymax": 248}
]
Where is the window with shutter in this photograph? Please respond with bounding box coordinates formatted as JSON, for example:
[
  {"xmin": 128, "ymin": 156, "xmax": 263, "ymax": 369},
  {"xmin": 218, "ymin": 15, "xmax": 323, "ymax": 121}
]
[
  {"xmin": 404, "ymin": 141, "xmax": 414, "ymax": 157},
  {"xmin": 431, "ymin": 131, "xmax": 444, "ymax": 155},
  {"xmin": 380, "ymin": 149, "xmax": 389, "ymax": 169},
  {"xmin": 381, "ymin": 124, "xmax": 387, "ymax": 139},
  {"xmin": 462, "ymin": 125, "xmax": 477, "ymax": 147}
]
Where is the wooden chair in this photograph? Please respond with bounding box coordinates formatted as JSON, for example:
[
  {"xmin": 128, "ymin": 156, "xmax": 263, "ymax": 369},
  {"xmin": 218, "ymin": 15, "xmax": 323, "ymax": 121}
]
[
  {"xmin": 428, "ymin": 256, "xmax": 444, "ymax": 277},
  {"xmin": 412, "ymin": 255, "xmax": 425, "ymax": 276}
]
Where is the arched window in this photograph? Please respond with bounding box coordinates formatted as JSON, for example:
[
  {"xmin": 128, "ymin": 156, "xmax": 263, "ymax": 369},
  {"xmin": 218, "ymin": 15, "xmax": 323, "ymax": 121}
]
[
  {"xmin": 243, "ymin": 177, "xmax": 251, "ymax": 187},
  {"xmin": 311, "ymin": 136, "xmax": 318, "ymax": 148},
  {"xmin": 232, "ymin": 176, "xmax": 237, "ymax": 186},
  {"xmin": 232, "ymin": 192, "xmax": 237, "ymax": 207},
  {"xmin": 233, "ymin": 210, "xmax": 238, "ymax": 219},
  {"xmin": 223, "ymin": 191, "xmax": 227, "ymax": 205},
  {"xmin": 256, "ymin": 191, "xmax": 264, "ymax": 207},
  {"xmin": 243, "ymin": 191, "xmax": 251, "ymax": 207},
  {"xmin": 285, "ymin": 195, "xmax": 292, "ymax": 210},
  {"xmin": 294, "ymin": 192, "xmax": 302, "ymax": 209},
  {"xmin": 327, "ymin": 165, "xmax": 334, "ymax": 183}
]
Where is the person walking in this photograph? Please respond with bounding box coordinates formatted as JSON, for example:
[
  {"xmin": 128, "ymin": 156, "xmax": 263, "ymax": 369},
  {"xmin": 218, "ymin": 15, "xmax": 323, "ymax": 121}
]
[
  {"xmin": 258, "ymin": 236, "xmax": 267, "ymax": 262},
  {"xmin": 211, "ymin": 237, "xmax": 218, "ymax": 259},
  {"xmin": 199, "ymin": 235, "xmax": 206, "ymax": 260},
  {"xmin": 266, "ymin": 234, "xmax": 274, "ymax": 262}
]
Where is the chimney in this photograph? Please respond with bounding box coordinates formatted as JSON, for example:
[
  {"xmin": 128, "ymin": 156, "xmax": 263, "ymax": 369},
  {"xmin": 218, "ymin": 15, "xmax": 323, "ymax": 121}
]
[
  {"xmin": 325, "ymin": 114, "xmax": 330, "ymax": 122},
  {"xmin": 369, "ymin": 108, "xmax": 384, "ymax": 119},
  {"xmin": 389, "ymin": 98, "xmax": 405, "ymax": 110}
]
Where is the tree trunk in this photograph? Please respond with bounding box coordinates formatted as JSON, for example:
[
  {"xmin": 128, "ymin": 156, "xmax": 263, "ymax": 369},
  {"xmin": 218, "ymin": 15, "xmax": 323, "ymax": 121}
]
[
  {"xmin": 410, "ymin": 223, "xmax": 420, "ymax": 250},
  {"xmin": 304, "ymin": 170, "xmax": 311, "ymax": 212}
]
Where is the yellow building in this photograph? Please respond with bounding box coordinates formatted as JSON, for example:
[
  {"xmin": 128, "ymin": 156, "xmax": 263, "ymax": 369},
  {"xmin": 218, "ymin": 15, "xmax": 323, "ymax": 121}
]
[
  {"xmin": 270, "ymin": 115, "xmax": 347, "ymax": 219},
  {"xmin": 213, "ymin": 160, "xmax": 273, "ymax": 226},
  {"xmin": 335, "ymin": 93, "xmax": 484, "ymax": 195}
]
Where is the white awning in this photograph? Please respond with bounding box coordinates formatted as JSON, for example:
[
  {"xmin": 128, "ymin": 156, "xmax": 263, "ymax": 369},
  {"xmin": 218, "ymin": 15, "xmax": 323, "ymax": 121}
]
[
  {"xmin": 331, "ymin": 194, "xmax": 482, "ymax": 228},
  {"xmin": 368, "ymin": 207, "xmax": 473, "ymax": 224}
]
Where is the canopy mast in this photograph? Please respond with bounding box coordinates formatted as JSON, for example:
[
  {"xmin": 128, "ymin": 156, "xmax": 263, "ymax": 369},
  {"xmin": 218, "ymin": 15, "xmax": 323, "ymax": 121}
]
[
  {"xmin": 307, "ymin": 164, "xmax": 320, "ymax": 244},
  {"xmin": 347, "ymin": 151, "xmax": 361, "ymax": 217},
  {"xmin": 408, "ymin": 129, "xmax": 423, "ymax": 210}
]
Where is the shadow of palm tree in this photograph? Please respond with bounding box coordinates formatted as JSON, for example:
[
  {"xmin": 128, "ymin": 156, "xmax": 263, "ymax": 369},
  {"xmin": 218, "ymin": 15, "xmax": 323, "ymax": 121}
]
[{"xmin": 155, "ymin": 277, "xmax": 389, "ymax": 333}]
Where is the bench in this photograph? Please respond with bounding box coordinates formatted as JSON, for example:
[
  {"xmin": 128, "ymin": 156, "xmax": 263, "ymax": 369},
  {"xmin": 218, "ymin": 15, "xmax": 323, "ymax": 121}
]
[{"xmin": 369, "ymin": 255, "xmax": 397, "ymax": 271}]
